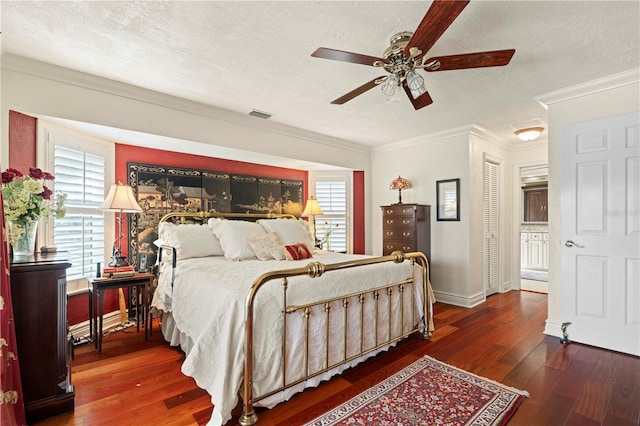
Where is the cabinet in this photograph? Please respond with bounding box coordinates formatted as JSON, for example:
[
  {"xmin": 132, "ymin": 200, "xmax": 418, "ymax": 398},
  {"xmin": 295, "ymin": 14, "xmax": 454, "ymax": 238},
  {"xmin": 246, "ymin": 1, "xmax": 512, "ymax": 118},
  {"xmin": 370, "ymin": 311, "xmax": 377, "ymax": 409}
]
[
  {"xmin": 520, "ymin": 231, "xmax": 548, "ymax": 270},
  {"xmin": 381, "ymin": 204, "xmax": 431, "ymax": 261},
  {"xmin": 523, "ymin": 186, "xmax": 548, "ymax": 222},
  {"xmin": 10, "ymin": 252, "xmax": 74, "ymax": 424}
]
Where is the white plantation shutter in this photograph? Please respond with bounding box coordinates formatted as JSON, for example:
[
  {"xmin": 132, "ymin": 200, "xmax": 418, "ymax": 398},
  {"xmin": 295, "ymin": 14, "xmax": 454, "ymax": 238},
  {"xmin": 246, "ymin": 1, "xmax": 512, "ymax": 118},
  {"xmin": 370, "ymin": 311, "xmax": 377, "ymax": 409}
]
[
  {"xmin": 54, "ymin": 146, "xmax": 106, "ymax": 281},
  {"xmin": 315, "ymin": 176, "xmax": 348, "ymax": 252}
]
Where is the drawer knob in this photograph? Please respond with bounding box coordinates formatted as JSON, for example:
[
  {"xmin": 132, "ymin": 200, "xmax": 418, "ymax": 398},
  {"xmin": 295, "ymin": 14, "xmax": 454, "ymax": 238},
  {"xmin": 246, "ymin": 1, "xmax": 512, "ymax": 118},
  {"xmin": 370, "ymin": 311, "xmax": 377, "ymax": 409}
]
[
  {"xmin": 403, "ymin": 220, "xmax": 410, "ymax": 224},
  {"xmin": 403, "ymin": 232, "xmax": 410, "ymax": 237}
]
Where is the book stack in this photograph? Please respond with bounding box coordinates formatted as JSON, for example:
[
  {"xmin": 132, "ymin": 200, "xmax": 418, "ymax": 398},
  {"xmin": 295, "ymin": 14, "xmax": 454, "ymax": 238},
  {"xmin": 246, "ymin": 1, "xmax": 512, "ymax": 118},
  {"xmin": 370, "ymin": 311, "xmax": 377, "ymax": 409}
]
[{"xmin": 102, "ymin": 265, "xmax": 135, "ymax": 278}]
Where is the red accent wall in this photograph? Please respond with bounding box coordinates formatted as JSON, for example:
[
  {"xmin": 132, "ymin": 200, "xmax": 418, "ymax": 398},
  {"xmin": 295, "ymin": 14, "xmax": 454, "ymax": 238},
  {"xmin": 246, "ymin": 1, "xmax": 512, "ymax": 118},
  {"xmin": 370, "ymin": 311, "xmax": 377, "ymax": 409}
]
[
  {"xmin": 8, "ymin": 110, "xmax": 37, "ymax": 171},
  {"xmin": 353, "ymin": 171, "xmax": 365, "ymax": 254}
]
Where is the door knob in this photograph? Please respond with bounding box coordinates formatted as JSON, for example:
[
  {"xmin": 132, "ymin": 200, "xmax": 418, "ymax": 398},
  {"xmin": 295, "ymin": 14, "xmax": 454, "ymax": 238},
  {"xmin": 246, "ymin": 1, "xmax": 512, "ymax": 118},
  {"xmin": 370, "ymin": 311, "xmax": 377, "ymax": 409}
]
[{"xmin": 565, "ymin": 240, "xmax": 585, "ymax": 248}]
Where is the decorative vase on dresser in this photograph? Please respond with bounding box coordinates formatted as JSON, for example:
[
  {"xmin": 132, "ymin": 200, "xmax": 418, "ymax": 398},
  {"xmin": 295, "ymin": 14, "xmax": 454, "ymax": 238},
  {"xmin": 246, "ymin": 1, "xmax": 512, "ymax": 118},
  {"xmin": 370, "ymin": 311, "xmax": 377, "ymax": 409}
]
[
  {"xmin": 381, "ymin": 204, "xmax": 431, "ymax": 262},
  {"xmin": 10, "ymin": 252, "xmax": 74, "ymax": 424}
]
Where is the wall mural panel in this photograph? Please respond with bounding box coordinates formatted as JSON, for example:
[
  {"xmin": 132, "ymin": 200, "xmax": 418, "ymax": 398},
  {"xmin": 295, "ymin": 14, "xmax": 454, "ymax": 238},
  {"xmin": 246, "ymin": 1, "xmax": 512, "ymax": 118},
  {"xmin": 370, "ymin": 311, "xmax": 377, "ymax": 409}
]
[{"xmin": 127, "ymin": 162, "xmax": 304, "ymax": 268}]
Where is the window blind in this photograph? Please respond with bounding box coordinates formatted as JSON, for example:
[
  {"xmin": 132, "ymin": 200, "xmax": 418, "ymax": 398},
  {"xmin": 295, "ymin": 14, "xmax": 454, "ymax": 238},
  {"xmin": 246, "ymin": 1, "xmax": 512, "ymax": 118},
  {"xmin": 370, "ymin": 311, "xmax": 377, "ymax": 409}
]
[
  {"xmin": 315, "ymin": 178, "xmax": 347, "ymax": 252},
  {"xmin": 54, "ymin": 145, "xmax": 106, "ymax": 281}
]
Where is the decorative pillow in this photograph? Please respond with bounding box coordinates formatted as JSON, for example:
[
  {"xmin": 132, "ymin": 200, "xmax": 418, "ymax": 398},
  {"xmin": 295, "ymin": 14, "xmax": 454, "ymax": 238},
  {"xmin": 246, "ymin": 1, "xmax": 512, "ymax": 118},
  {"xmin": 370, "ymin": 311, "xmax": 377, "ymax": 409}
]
[
  {"xmin": 209, "ymin": 219, "xmax": 267, "ymax": 261},
  {"xmin": 158, "ymin": 222, "xmax": 223, "ymax": 260},
  {"xmin": 284, "ymin": 243, "xmax": 313, "ymax": 261},
  {"xmin": 257, "ymin": 218, "xmax": 315, "ymax": 251},
  {"xmin": 247, "ymin": 232, "xmax": 285, "ymax": 261}
]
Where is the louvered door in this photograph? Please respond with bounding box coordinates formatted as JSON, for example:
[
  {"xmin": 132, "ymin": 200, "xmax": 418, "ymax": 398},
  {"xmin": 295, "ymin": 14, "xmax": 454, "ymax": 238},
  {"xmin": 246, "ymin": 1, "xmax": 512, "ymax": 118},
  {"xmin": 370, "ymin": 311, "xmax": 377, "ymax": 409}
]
[{"xmin": 483, "ymin": 159, "xmax": 500, "ymax": 296}]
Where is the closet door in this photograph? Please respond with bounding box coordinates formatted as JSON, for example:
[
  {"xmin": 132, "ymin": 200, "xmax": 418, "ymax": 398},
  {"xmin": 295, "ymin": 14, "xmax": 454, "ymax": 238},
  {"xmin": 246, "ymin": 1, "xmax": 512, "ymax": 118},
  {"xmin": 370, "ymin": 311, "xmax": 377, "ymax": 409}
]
[{"xmin": 483, "ymin": 157, "xmax": 500, "ymax": 296}]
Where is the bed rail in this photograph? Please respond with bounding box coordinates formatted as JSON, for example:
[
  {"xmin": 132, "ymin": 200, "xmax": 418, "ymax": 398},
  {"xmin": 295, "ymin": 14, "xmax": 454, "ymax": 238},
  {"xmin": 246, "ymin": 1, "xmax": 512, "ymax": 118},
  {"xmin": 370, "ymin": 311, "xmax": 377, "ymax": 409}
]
[{"xmin": 239, "ymin": 250, "xmax": 430, "ymax": 426}]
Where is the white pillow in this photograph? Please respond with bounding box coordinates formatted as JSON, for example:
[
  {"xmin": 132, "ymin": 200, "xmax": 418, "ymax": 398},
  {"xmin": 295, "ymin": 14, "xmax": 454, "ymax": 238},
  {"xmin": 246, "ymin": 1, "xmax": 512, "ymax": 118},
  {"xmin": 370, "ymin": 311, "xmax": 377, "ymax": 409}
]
[
  {"xmin": 158, "ymin": 222, "xmax": 223, "ymax": 260},
  {"xmin": 210, "ymin": 220, "xmax": 267, "ymax": 261},
  {"xmin": 257, "ymin": 218, "xmax": 315, "ymax": 250},
  {"xmin": 247, "ymin": 232, "xmax": 285, "ymax": 261}
]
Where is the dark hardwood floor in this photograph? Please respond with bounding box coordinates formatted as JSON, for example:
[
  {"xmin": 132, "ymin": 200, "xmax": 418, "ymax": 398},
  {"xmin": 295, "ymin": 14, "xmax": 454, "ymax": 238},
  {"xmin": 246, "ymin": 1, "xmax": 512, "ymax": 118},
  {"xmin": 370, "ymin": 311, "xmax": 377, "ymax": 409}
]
[{"xmin": 35, "ymin": 291, "xmax": 639, "ymax": 426}]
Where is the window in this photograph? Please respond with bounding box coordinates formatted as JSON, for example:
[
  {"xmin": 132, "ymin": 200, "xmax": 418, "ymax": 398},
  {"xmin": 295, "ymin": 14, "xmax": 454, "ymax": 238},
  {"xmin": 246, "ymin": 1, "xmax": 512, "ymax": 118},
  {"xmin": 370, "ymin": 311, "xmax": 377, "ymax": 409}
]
[
  {"xmin": 42, "ymin": 124, "xmax": 114, "ymax": 287},
  {"xmin": 312, "ymin": 173, "xmax": 350, "ymax": 253}
]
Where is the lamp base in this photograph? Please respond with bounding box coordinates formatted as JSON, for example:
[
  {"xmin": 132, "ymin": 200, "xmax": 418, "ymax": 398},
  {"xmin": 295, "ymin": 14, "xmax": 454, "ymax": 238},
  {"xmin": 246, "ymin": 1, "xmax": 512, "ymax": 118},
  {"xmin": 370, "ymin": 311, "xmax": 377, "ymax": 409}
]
[
  {"xmin": 108, "ymin": 246, "xmax": 130, "ymax": 267},
  {"xmin": 396, "ymin": 188, "xmax": 404, "ymax": 204},
  {"xmin": 108, "ymin": 256, "xmax": 130, "ymax": 268}
]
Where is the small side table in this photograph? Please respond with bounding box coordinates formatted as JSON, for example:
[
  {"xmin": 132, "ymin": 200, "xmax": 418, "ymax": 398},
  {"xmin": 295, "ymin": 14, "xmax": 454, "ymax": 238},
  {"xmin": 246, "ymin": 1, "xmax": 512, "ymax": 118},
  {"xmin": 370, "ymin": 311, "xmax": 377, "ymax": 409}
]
[{"xmin": 90, "ymin": 273, "xmax": 154, "ymax": 352}]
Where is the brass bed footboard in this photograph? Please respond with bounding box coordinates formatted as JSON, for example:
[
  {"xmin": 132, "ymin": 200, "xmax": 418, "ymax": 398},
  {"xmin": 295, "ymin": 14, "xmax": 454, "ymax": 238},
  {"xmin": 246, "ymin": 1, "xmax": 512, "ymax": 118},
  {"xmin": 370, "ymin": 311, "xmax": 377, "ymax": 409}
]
[{"xmin": 239, "ymin": 250, "xmax": 430, "ymax": 426}]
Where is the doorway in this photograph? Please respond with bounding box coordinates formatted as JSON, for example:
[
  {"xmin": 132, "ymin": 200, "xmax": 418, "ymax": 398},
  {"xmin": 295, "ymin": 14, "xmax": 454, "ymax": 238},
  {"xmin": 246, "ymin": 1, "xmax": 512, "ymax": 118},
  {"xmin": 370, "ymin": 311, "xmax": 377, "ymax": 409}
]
[{"xmin": 519, "ymin": 165, "xmax": 548, "ymax": 293}]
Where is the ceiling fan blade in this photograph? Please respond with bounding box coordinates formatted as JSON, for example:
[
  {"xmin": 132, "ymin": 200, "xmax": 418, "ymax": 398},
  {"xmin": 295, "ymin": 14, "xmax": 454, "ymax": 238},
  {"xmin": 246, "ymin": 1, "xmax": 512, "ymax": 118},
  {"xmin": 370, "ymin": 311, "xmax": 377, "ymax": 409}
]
[
  {"xmin": 405, "ymin": 0, "xmax": 470, "ymax": 56},
  {"xmin": 312, "ymin": 47, "xmax": 385, "ymax": 67},
  {"xmin": 423, "ymin": 49, "xmax": 516, "ymax": 71},
  {"xmin": 402, "ymin": 82, "xmax": 434, "ymax": 110},
  {"xmin": 331, "ymin": 77, "xmax": 386, "ymax": 105}
]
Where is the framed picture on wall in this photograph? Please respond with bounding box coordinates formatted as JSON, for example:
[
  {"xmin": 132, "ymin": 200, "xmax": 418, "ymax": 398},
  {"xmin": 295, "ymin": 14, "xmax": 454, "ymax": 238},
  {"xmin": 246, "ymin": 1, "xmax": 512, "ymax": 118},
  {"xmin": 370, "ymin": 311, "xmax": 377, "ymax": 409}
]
[{"xmin": 436, "ymin": 178, "xmax": 460, "ymax": 221}]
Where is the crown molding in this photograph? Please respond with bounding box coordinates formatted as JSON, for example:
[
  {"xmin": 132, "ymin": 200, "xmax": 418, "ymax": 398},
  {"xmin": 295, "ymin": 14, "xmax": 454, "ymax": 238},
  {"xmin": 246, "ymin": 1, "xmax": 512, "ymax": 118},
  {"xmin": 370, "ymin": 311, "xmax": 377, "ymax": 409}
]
[
  {"xmin": 373, "ymin": 124, "xmax": 476, "ymax": 153},
  {"xmin": 536, "ymin": 68, "xmax": 640, "ymax": 106},
  {"xmin": 373, "ymin": 123, "xmax": 513, "ymax": 153},
  {"xmin": 2, "ymin": 53, "xmax": 370, "ymax": 155}
]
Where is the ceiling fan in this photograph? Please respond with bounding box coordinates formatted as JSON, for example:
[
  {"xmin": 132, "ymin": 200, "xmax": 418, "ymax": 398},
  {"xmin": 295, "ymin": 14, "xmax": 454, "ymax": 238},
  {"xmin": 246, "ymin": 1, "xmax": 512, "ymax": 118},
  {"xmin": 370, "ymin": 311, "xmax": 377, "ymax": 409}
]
[{"xmin": 311, "ymin": 0, "xmax": 515, "ymax": 110}]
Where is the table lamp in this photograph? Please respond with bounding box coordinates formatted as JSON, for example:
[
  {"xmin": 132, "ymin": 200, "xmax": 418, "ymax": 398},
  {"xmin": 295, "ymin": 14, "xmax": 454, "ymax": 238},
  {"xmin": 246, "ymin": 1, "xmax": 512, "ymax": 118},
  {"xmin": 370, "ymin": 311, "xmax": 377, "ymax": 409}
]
[
  {"xmin": 389, "ymin": 176, "xmax": 411, "ymax": 204},
  {"xmin": 302, "ymin": 195, "xmax": 324, "ymax": 248},
  {"xmin": 99, "ymin": 182, "xmax": 143, "ymax": 267}
]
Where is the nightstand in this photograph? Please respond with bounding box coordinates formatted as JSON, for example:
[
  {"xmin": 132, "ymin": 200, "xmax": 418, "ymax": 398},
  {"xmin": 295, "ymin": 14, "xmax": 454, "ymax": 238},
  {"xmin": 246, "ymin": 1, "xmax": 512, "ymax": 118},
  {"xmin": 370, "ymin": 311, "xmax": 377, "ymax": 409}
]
[{"xmin": 90, "ymin": 272, "xmax": 154, "ymax": 352}]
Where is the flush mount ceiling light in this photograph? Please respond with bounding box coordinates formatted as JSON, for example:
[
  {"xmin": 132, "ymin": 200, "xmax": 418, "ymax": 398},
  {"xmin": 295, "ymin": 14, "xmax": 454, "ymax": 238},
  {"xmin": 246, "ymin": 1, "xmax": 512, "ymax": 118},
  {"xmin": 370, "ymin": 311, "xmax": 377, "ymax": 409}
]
[{"xmin": 515, "ymin": 127, "xmax": 544, "ymax": 141}]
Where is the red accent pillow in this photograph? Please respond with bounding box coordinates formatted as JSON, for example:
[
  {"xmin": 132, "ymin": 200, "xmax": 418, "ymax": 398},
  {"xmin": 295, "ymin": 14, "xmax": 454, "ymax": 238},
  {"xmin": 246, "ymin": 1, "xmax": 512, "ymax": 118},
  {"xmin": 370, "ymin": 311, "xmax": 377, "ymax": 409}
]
[{"xmin": 284, "ymin": 243, "xmax": 313, "ymax": 261}]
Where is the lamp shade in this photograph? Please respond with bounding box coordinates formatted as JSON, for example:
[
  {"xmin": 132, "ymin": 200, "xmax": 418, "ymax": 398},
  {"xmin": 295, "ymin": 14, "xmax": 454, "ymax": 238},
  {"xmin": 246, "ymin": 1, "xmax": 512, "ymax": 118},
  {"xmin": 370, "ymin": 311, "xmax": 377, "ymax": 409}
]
[
  {"xmin": 99, "ymin": 182, "xmax": 143, "ymax": 212},
  {"xmin": 389, "ymin": 176, "xmax": 411, "ymax": 191},
  {"xmin": 515, "ymin": 127, "xmax": 544, "ymax": 141},
  {"xmin": 302, "ymin": 196, "xmax": 324, "ymax": 217}
]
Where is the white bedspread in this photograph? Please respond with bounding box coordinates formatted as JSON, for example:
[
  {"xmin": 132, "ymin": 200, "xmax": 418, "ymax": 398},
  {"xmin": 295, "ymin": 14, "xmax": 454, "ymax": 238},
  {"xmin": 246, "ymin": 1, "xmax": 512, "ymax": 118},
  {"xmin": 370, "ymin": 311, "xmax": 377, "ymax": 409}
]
[{"xmin": 152, "ymin": 251, "xmax": 428, "ymax": 425}]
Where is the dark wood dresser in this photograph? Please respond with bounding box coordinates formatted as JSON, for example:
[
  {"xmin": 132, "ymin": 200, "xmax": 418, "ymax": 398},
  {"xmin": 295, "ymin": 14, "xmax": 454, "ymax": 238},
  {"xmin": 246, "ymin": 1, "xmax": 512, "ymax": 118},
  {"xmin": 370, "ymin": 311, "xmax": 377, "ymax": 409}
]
[
  {"xmin": 10, "ymin": 252, "xmax": 74, "ymax": 424},
  {"xmin": 381, "ymin": 204, "xmax": 431, "ymax": 261}
]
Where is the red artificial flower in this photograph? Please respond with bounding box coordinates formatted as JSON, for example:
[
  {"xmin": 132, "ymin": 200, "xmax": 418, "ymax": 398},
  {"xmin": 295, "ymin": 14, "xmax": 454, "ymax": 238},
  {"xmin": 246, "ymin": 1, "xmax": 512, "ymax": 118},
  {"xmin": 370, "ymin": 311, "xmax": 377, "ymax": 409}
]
[
  {"xmin": 2, "ymin": 170, "xmax": 14, "ymax": 184},
  {"xmin": 39, "ymin": 186, "xmax": 53, "ymax": 200},
  {"xmin": 7, "ymin": 168, "xmax": 23, "ymax": 177},
  {"xmin": 29, "ymin": 167, "xmax": 45, "ymax": 179},
  {"xmin": 43, "ymin": 172, "xmax": 55, "ymax": 180}
]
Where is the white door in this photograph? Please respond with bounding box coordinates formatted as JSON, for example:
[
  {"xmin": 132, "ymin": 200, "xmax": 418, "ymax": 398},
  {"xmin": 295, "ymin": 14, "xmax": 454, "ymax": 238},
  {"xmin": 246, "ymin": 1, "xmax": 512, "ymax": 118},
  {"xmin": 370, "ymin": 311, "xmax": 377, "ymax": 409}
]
[
  {"xmin": 561, "ymin": 112, "xmax": 640, "ymax": 356},
  {"xmin": 483, "ymin": 157, "xmax": 500, "ymax": 296}
]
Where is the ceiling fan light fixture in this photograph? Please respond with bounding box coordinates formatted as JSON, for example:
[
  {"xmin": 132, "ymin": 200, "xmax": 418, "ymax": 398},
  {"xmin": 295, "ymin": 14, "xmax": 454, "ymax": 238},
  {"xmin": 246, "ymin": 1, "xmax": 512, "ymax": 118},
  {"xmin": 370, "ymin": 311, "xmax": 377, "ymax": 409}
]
[
  {"xmin": 381, "ymin": 73, "xmax": 400, "ymax": 96},
  {"xmin": 515, "ymin": 127, "xmax": 544, "ymax": 141},
  {"xmin": 406, "ymin": 70, "xmax": 425, "ymax": 92}
]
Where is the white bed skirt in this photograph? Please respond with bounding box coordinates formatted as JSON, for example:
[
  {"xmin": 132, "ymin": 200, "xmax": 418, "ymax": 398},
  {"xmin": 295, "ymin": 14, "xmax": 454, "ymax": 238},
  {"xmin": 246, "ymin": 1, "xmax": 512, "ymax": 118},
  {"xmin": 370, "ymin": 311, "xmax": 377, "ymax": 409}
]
[{"xmin": 159, "ymin": 310, "xmax": 406, "ymax": 425}]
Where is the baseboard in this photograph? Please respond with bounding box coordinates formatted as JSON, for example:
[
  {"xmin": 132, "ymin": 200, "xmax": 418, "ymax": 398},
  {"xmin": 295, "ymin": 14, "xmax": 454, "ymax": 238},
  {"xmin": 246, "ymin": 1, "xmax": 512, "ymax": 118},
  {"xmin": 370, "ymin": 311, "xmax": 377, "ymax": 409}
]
[
  {"xmin": 69, "ymin": 310, "xmax": 123, "ymax": 340},
  {"xmin": 544, "ymin": 320, "xmax": 563, "ymax": 338},
  {"xmin": 433, "ymin": 290, "xmax": 486, "ymax": 308}
]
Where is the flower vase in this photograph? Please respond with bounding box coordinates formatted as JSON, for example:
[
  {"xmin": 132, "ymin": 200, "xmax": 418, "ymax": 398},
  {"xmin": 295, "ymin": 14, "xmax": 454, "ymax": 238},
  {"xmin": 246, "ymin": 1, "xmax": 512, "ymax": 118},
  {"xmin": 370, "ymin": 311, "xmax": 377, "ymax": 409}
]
[{"xmin": 9, "ymin": 221, "xmax": 38, "ymax": 256}]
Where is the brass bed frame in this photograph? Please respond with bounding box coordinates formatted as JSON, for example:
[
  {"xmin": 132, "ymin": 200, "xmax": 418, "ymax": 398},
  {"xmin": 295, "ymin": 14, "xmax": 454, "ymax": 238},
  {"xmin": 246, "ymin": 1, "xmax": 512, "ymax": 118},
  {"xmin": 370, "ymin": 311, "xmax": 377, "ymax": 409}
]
[{"xmin": 157, "ymin": 211, "xmax": 431, "ymax": 425}]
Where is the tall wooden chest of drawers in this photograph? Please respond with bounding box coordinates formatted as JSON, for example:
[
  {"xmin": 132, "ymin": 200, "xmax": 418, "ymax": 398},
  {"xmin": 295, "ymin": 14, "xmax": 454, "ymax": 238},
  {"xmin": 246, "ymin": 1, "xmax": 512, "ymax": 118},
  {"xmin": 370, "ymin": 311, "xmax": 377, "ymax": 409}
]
[{"xmin": 381, "ymin": 204, "xmax": 431, "ymax": 261}]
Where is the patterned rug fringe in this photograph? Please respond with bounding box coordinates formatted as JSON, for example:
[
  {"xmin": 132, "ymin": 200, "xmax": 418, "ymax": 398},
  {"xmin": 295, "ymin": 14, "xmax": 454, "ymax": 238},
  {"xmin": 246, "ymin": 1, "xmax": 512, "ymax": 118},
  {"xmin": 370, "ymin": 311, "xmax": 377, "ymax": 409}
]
[{"xmin": 305, "ymin": 354, "xmax": 528, "ymax": 426}]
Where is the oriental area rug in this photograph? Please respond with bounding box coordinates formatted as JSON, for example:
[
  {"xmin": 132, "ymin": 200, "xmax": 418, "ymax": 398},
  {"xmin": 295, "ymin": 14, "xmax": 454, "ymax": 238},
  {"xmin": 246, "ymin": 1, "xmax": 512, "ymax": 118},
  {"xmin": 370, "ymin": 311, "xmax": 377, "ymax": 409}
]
[{"xmin": 305, "ymin": 355, "xmax": 528, "ymax": 426}]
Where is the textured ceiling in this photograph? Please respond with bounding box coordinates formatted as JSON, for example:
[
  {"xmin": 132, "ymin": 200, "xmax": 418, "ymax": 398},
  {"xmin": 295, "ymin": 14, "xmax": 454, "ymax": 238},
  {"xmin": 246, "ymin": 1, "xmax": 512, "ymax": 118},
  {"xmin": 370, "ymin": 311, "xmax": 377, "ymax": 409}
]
[{"xmin": 1, "ymin": 1, "xmax": 639, "ymax": 149}]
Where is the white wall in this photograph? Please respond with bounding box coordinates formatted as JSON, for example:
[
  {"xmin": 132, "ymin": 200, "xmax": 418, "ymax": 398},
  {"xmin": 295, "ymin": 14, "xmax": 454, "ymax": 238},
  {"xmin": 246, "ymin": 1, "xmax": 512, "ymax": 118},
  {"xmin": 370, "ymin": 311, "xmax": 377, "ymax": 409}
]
[
  {"xmin": 537, "ymin": 69, "xmax": 640, "ymax": 336},
  {"xmin": 372, "ymin": 126, "xmax": 512, "ymax": 306}
]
